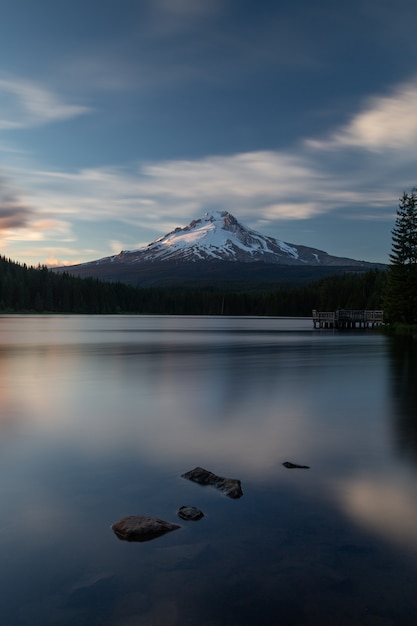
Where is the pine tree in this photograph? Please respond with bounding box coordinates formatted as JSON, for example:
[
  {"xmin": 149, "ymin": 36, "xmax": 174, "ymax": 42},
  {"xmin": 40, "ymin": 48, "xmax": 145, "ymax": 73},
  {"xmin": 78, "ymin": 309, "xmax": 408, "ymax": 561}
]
[{"xmin": 384, "ymin": 189, "xmax": 417, "ymax": 324}]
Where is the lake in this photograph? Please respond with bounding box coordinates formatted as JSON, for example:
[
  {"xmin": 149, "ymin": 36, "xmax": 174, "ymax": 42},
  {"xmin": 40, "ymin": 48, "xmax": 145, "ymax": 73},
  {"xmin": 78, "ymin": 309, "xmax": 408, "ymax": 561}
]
[{"xmin": 1, "ymin": 315, "xmax": 417, "ymax": 625}]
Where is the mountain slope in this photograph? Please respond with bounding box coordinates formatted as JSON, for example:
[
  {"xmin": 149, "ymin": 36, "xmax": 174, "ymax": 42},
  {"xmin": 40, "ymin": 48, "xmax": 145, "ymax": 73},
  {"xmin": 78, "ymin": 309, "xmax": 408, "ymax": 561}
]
[
  {"xmin": 54, "ymin": 211, "xmax": 385, "ymax": 288},
  {"xmin": 125, "ymin": 210, "xmax": 301, "ymax": 263},
  {"xmin": 87, "ymin": 210, "xmax": 379, "ymax": 266}
]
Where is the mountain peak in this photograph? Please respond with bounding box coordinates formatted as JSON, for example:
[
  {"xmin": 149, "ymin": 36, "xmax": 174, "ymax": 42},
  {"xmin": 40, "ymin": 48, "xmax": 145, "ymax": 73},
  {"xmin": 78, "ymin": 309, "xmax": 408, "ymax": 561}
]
[
  {"xmin": 124, "ymin": 210, "xmax": 301, "ymax": 264},
  {"xmin": 76, "ymin": 210, "xmax": 382, "ymax": 269}
]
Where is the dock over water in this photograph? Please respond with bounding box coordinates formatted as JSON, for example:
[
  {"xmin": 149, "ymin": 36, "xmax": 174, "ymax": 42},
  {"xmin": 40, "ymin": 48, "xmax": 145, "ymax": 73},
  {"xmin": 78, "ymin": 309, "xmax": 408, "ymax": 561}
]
[{"xmin": 312, "ymin": 309, "xmax": 384, "ymax": 329}]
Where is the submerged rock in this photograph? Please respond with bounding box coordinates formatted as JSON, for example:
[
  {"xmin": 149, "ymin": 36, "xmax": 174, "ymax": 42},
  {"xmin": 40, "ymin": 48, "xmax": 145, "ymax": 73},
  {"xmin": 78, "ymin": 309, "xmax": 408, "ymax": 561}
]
[
  {"xmin": 111, "ymin": 515, "xmax": 181, "ymax": 542},
  {"xmin": 177, "ymin": 505, "xmax": 204, "ymax": 521},
  {"xmin": 181, "ymin": 466, "xmax": 243, "ymax": 499},
  {"xmin": 283, "ymin": 461, "xmax": 310, "ymax": 469},
  {"xmin": 66, "ymin": 575, "xmax": 116, "ymax": 608}
]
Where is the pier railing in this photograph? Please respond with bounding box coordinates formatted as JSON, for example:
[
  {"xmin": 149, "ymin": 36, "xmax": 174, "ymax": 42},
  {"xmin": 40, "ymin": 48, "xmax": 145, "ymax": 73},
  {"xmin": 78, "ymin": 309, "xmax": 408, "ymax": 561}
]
[{"xmin": 312, "ymin": 309, "xmax": 384, "ymax": 329}]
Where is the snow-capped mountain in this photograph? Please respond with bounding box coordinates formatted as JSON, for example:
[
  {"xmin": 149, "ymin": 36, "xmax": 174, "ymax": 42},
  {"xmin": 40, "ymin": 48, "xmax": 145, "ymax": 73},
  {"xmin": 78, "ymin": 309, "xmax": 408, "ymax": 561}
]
[
  {"xmin": 87, "ymin": 210, "xmax": 373, "ymax": 267},
  {"xmin": 55, "ymin": 211, "xmax": 384, "ymax": 288}
]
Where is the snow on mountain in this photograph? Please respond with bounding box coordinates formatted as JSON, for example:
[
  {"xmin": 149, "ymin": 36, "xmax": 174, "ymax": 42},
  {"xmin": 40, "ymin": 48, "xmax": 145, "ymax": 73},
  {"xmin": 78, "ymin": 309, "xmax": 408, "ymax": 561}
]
[
  {"xmin": 124, "ymin": 210, "xmax": 300, "ymax": 263},
  {"xmin": 86, "ymin": 210, "xmax": 371, "ymax": 267}
]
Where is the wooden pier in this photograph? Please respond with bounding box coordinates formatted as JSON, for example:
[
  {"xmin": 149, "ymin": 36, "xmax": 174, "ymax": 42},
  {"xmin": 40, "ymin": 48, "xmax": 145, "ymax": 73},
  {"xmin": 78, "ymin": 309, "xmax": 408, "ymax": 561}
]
[{"xmin": 312, "ymin": 309, "xmax": 384, "ymax": 329}]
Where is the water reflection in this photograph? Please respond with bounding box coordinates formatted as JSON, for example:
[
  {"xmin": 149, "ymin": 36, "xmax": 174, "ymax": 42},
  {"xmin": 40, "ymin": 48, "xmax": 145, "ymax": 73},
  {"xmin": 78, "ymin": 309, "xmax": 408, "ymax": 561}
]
[
  {"xmin": 327, "ymin": 336, "xmax": 417, "ymax": 552},
  {"xmin": 331, "ymin": 473, "xmax": 417, "ymax": 552},
  {"xmin": 1, "ymin": 326, "xmax": 377, "ymax": 476},
  {"xmin": 388, "ymin": 336, "xmax": 417, "ymax": 462},
  {"xmin": 2, "ymin": 316, "xmax": 417, "ymax": 624}
]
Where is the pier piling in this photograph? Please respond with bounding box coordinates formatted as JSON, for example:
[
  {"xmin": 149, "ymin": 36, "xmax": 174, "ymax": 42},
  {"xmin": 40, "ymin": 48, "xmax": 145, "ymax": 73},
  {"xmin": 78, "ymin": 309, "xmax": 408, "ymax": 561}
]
[{"xmin": 312, "ymin": 309, "xmax": 384, "ymax": 329}]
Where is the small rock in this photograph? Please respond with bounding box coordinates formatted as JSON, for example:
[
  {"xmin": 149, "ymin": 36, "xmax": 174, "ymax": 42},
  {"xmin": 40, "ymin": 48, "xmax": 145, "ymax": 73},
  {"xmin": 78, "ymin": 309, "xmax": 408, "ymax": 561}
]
[
  {"xmin": 177, "ymin": 505, "xmax": 204, "ymax": 521},
  {"xmin": 283, "ymin": 461, "xmax": 310, "ymax": 469},
  {"xmin": 181, "ymin": 466, "xmax": 243, "ymax": 499},
  {"xmin": 111, "ymin": 515, "xmax": 181, "ymax": 542}
]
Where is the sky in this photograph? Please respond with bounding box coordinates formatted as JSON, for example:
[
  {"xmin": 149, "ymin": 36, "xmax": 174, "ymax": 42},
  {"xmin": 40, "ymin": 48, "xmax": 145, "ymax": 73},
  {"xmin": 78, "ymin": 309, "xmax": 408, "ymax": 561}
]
[{"xmin": 1, "ymin": 0, "xmax": 417, "ymax": 267}]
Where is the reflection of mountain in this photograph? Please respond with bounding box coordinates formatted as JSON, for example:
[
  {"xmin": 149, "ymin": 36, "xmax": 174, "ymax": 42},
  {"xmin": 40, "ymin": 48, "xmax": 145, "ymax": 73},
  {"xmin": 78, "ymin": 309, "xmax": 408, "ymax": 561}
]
[{"xmin": 388, "ymin": 337, "xmax": 417, "ymax": 463}]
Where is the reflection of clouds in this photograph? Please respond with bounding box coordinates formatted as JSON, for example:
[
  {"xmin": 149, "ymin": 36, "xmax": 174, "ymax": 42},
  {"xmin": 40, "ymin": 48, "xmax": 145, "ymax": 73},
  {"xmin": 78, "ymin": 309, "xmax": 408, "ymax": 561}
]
[
  {"xmin": 0, "ymin": 349, "xmax": 28, "ymax": 438},
  {"xmin": 123, "ymin": 397, "xmax": 312, "ymax": 477},
  {"xmin": 325, "ymin": 475, "xmax": 417, "ymax": 552},
  {"xmin": 5, "ymin": 315, "xmax": 417, "ymax": 560},
  {"xmin": 0, "ymin": 321, "xmax": 320, "ymax": 475},
  {"xmin": 12, "ymin": 345, "xmax": 317, "ymax": 476},
  {"xmin": 0, "ymin": 318, "xmax": 390, "ymax": 484}
]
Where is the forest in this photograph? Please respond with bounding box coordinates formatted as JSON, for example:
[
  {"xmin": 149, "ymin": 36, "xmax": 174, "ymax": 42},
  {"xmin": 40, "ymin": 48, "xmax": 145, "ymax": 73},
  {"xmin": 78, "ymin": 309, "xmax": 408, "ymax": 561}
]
[{"xmin": 0, "ymin": 255, "xmax": 386, "ymax": 316}]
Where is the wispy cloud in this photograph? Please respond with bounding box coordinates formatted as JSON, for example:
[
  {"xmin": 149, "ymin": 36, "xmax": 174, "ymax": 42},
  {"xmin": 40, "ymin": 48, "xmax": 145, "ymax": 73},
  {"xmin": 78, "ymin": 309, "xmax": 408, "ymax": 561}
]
[
  {"xmin": 307, "ymin": 79, "xmax": 417, "ymax": 152},
  {"xmin": 4, "ymin": 219, "xmax": 74, "ymax": 242},
  {"xmin": 0, "ymin": 76, "xmax": 91, "ymax": 129},
  {"xmin": 3, "ymin": 76, "xmax": 416, "ymax": 264},
  {"xmin": 13, "ymin": 152, "xmax": 330, "ymax": 232},
  {"xmin": 23, "ymin": 145, "xmax": 397, "ymax": 231},
  {"xmin": 0, "ymin": 176, "xmax": 77, "ymax": 259},
  {"xmin": 61, "ymin": 0, "xmax": 316, "ymax": 98}
]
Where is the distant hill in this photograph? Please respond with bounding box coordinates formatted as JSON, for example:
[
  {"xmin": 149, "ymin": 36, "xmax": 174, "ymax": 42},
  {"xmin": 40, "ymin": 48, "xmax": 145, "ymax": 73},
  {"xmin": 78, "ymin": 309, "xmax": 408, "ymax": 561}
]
[{"xmin": 53, "ymin": 211, "xmax": 386, "ymax": 289}]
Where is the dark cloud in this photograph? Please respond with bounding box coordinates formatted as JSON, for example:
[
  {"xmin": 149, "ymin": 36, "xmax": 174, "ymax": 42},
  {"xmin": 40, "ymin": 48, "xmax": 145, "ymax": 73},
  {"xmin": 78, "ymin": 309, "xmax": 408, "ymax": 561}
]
[{"xmin": 0, "ymin": 178, "xmax": 32, "ymax": 231}]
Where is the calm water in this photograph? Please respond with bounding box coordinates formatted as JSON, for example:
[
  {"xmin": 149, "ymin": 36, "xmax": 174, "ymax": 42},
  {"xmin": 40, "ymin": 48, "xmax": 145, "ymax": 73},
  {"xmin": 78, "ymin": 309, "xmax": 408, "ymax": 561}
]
[{"xmin": 1, "ymin": 315, "xmax": 417, "ymax": 625}]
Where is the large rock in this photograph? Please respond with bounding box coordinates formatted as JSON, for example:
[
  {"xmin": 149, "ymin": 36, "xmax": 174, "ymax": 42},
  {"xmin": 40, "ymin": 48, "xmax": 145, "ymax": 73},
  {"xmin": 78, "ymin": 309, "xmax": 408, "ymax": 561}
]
[
  {"xmin": 181, "ymin": 466, "xmax": 243, "ymax": 499},
  {"xmin": 111, "ymin": 515, "xmax": 181, "ymax": 542}
]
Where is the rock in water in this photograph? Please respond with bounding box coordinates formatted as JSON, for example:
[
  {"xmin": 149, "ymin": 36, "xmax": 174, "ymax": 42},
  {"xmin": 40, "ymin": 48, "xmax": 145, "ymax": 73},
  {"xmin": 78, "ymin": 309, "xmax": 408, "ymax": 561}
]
[
  {"xmin": 111, "ymin": 515, "xmax": 181, "ymax": 542},
  {"xmin": 282, "ymin": 461, "xmax": 310, "ymax": 469},
  {"xmin": 181, "ymin": 466, "xmax": 243, "ymax": 499},
  {"xmin": 177, "ymin": 505, "xmax": 204, "ymax": 521}
]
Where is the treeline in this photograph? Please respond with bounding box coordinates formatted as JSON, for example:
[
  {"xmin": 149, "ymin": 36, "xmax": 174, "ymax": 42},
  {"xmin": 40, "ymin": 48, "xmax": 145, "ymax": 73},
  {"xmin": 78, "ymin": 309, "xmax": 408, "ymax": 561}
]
[
  {"xmin": 187, "ymin": 268, "xmax": 386, "ymax": 316},
  {"xmin": 0, "ymin": 257, "xmax": 147, "ymax": 314},
  {"xmin": 0, "ymin": 256, "xmax": 386, "ymax": 315}
]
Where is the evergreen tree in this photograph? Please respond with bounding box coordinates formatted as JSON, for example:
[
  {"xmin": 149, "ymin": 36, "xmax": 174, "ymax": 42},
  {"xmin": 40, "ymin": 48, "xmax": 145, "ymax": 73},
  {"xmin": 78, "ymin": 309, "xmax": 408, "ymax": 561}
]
[
  {"xmin": 384, "ymin": 189, "xmax": 417, "ymax": 324},
  {"xmin": 0, "ymin": 254, "xmax": 386, "ymax": 316}
]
